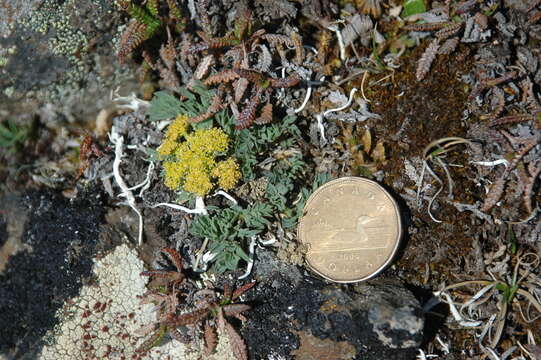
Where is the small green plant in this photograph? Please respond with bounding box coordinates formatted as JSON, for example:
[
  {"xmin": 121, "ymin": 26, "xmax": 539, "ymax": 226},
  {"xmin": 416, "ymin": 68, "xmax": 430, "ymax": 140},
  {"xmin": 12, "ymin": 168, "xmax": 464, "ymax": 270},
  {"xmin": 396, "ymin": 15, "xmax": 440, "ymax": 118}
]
[
  {"xmin": 148, "ymin": 86, "xmax": 330, "ymax": 273},
  {"xmin": 148, "ymin": 84, "xmax": 231, "ymax": 126},
  {"xmin": 116, "ymin": 0, "xmax": 185, "ymax": 64},
  {"xmin": 189, "ymin": 171, "xmax": 332, "ymax": 273},
  {"xmin": 0, "ymin": 120, "xmax": 28, "ymax": 151},
  {"xmin": 189, "ymin": 203, "xmax": 273, "ymax": 273}
]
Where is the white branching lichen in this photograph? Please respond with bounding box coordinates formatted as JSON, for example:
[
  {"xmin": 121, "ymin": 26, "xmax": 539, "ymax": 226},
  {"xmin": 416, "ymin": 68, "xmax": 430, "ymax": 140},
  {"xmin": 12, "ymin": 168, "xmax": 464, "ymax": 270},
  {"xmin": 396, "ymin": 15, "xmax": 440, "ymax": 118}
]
[
  {"xmin": 151, "ymin": 196, "xmax": 208, "ymax": 215},
  {"xmin": 110, "ymin": 127, "xmax": 144, "ymax": 245}
]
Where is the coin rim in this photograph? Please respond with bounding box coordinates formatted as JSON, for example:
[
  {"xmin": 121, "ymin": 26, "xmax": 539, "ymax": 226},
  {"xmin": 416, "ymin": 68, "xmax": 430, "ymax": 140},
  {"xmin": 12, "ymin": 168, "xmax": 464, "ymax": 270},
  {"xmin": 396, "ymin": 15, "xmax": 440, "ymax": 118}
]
[{"xmin": 297, "ymin": 176, "xmax": 402, "ymax": 283}]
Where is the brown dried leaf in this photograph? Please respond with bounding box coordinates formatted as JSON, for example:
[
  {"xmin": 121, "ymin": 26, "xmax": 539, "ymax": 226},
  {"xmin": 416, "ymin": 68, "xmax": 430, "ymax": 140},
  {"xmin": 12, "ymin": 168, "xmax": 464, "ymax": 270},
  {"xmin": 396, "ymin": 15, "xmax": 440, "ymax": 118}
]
[
  {"xmin": 160, "ymin": 33, "xmax": 177, "ymax": 70},
  {"xmin": 489, "ymin": 115, "xmax": 533, "ymax": 127},
  {"xmin": 481, "ymin": 177, "xmax": 505, "ymax": 212},
  {"xmin": 255, "ymin": 103, "xmax": 273, "ymax": 125},
  {"xmin": 136, "ymin": 324, "xmax": 167, "ymax": 353},
  {"xmin": 269, "ymin": 76, "xmax": 300, "ymax": 88},
  {"xmin": 435, "ymin": 22, "xmax": 462, "ymax": 40},
  {"xmin": 224, "ymin": 321, "xmax": 248, "ymax": 360},
  {"xmin": 204, "ymin": 321, "xmax": 218, "ymax": 355},
  {"xmin": 197, "ymin": 0, "xmax": 213, "ymax": 35},
  {"xmin": 157, "ymin": 62, "xmax": 181, "ymax": 91},
  {"xmin": 223, "ymin": 304, "xmax": 251, "ymax": 318},
  {"xmin": 523, "ymin": 161, "xmax": 541, "ymax": 214},
  {"xmin": 234, "ymin": 69, "xmax": 266, "ymax": 85},
  {"xmin": 188, "ymin": 87, "xmax": 224, "ymax": 123},
  {"xmin": 232, "ymin": 281, "xmax": 256, "ymax": 300},
  {"xmin": 261, "ymin": 33, "xmax": 295, "ymax": 48},
  {"xmin": 216, "ymin": 306, "xmax": 225, "ymax": 332},
  {"xmin": 236, "ymin": 91, "xmax": 260, "ymax": 129},
  {"xmin": 317, "ymin": 31, "xmax": 332, "ymax": 65},
  {"xmin": 118, "ymin": 21, "xmax": 149, "ymax": 64},
  {"xmin": 486, "ymin": 87, "xmax": 505, "ymax": 121},
  {"xmin": 416, "ymin": 39, "xmax": 439, "ymax": 81},
  {"xmin": 355, "ymin": 0, "xmax": 382, "ymax": 18},
  {"xmin": 204, "ymin": 69, "xmax": 239, "ymax": 86},
  {"xmin": 361, "ymin": 129, "xmax": 372, "ymax": 152},
  {"xmin": 169, "ymin": 308, "xmax": 209, "ymax": 327},
  {"xmin": 438, "ymin": 37, "xmax": 459, "ymax": 55},
  {"xmin": 291, "ymin": 31, "xmax": 304, "ymax": 64},
  {"xmin": 403, "ymin": 21, "xmax": 453, "ymax": 32},
  {"xmin": 371, "ymin": 141, "xmax": 386, "ymax": 163},
  {"xmin": 142, "ymin": 50, "xmax": 155, "ymax": 69},
  {"xmin": 194, "ymin": 55, "xmax": 214, "ymax": 80},
  {"xmin": 234, "ymin": 78, "xmax": 250, "ymax": 103}
]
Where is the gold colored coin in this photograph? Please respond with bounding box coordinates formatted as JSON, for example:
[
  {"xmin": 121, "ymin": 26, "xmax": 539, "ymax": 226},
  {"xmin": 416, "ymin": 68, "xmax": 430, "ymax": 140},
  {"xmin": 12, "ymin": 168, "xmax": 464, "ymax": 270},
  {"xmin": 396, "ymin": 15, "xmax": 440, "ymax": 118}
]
[{"xmin": 297, "ymin": 177, "xmax": 402, "ymax": 283}]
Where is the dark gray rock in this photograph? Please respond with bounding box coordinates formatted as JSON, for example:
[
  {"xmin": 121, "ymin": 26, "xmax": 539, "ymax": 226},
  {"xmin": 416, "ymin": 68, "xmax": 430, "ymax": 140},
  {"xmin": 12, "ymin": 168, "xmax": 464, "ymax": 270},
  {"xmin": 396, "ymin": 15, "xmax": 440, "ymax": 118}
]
[
  {"xmin": 353, "ymin": 280, "xmax": 425, "ymax": 350},
  {"xmin": 242, "ymin": 254, "xmax": 424, "ymax": 360},
  {"xmin": 0, "ymin": 190, "xmax": 104, "ymax": 359}
]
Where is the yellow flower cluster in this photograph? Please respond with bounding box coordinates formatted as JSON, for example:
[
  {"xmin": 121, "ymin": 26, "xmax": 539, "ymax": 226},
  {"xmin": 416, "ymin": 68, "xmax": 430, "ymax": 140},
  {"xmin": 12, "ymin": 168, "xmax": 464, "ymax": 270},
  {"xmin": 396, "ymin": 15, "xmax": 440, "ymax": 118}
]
[{"xmin": 158, "ymin": 115, "xmax": 241, "ymax": 196}]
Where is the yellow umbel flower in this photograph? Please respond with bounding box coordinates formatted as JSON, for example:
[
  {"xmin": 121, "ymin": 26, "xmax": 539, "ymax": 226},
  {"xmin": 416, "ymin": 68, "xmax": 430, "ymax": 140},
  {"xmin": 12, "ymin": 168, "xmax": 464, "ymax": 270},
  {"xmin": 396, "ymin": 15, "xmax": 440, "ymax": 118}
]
[
  {"xmin": 162, "ymin": 161, "xmax": 186, "ymax": 190},
  {"xmin": 185, "ymin": 128, "xmax": 229, "ymax": 154},
  {"xmin": 166, "ymin": 114, "xmax": 189, "ymax": 141},
  {"xmin": 213, "ymin": 158, "xmax": 241, "ymax": 190},
  {"xmin": 183, "ymin": 166, "xmax": 213, "ymax": 196},
  {"xmin": 157, "ymin": 114, "xmax": 189, "ymax": 156},
  {"xmin": 158, "ymin": 120, "xmax": 242, "ymax": 197}
]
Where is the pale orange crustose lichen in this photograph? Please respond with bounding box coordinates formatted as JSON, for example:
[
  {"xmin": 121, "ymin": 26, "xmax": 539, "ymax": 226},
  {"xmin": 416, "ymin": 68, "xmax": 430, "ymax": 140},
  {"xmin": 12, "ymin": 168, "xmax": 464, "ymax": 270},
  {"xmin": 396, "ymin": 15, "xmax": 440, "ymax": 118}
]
[{"xmin": 157, "ymin": 114, "xmax": 241, "ymax": 196}]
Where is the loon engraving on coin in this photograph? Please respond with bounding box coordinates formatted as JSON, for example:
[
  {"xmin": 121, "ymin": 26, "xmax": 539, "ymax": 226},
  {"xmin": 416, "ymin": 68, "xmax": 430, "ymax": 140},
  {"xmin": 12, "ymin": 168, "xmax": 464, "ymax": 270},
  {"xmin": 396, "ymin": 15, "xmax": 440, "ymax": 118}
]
[{"xmin": 297, "ymin": 177, "xmax": 402, "ymax": 283}]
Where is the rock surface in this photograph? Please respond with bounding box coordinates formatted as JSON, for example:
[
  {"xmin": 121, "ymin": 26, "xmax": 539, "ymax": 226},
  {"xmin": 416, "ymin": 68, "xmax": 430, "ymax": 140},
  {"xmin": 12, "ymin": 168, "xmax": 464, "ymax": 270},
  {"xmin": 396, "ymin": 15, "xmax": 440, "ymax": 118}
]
[
  {"xmin": 0, "ymin": 0, "xmax": 136, "ymax": 125},
  {"xmin": 0, "ymin": 190, "xmax": 104, "ymax": 358},
  {"xmin": 243, "ymin": 249, "xmax": 424, "ymax": 360}
]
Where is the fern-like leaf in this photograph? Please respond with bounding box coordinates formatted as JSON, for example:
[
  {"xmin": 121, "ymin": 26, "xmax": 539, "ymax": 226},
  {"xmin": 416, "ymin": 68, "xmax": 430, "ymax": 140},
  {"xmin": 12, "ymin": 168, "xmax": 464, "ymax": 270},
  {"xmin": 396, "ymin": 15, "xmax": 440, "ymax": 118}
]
[
  {"xmin": 481, "ymin": 177, "xmax": 505, "ymax": 212},
  {"xmin": 136, "ymin": 324, "xmax": 167, "ymax": 353},
  {"xmin": 291, "ymin": 31, "xmax": 304, "ymax": 64},
  {"xmin": 253, "ymin": 44, "xmax": 272, "ymax": 72},
  {"xmin": 234, "ymin": 9, "xmax": 253, "ymax": 40},
  {"xmin": 234, "ymin": 69, "xmax": 267, "ymax": 87},
  {"xmin": 236, "ymin": 90, "xmax": 261, "ymax": 129},
  {"xmin": 204, "ymin": 321, "xmax": 218, "ymax": 355},
  {"xmin": 269, "ymin": 76, "xmax": 300, "ymax": 88},
  {"xmin": 416, "ymin": 39, "xmax": 439, "ymax": 81},
  {"xmin": 157, "ymin": 62, "xmax": 181, "ymax": 91},
  {"xmin": 224, "ymin": 321, "xmax": 248, "ymax": 360},
  {"xmin": 234, "ymin": 78, "xmax": 250, "ymax": 103},
  {"xmin": 167, "ymin": 0, "xmax": 183, "ymax": 21},
  {"xmin": 188, "ymin": 88, "xmax": 224, "ymax": 123},
  {"xmin": 438, "ymin": 37, "xmax": 459, "ymax": 55},
  {"xmin": 146, "ymin": 0, "xmax": 159, "ymax": 17},
  {"xmin": 194, "ymin": 55, "xmax": 214, "ymax": 80},
  {"xmin": 205, "ymin": 69, "xmax": 239, "ymax": 86},
  {"xmin": 124, "ymin": 1, "xmax": 161, "ymax": 28},
  {"xmin": 231, "ymin": 281, "xmax": 256, "ymax": 300},
  {"xmin": 403, "ymin": 21, "xmax": 453, "ymax": 32},
  {"xmin": 118, "ymin": 21, "xmax": 150, "ymax": 64},
  {"xmin": 489, "ymin": 114, "xmax": 533, "ymax": 127},
  {"xmin": 160, "ymin": 28, "xmax": 177, "ymax": 70},
  {"xmin": 255, "ymin": 103, "xmax": 273, "ymax": 125},
  {"xmin": 261, "ymin": 33, "xmax": 295, "ymax": 48},
  {"xmin": 435, "ymin": 22, "xmax": 462, "ymax": 40},
  {"xmin": 169, "ymin": 308, "xmax": 210, "ymax": 327}
]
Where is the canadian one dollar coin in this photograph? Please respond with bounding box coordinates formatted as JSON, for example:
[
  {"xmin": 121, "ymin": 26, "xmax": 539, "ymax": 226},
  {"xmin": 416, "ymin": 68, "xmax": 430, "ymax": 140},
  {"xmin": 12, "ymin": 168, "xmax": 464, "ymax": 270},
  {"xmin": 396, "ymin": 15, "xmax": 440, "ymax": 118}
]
[{"xmin": 297, "ymin": 177, "xmax": 402, "ymax": 283}]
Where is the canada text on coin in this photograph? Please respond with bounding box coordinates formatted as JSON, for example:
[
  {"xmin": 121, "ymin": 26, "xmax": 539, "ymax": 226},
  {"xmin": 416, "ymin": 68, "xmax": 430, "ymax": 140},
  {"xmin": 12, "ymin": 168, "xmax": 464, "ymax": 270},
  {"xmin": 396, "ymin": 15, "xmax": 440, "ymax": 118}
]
[{"xmin": 297, "ymin": 177, "xmax": 402, "ymax": 283}]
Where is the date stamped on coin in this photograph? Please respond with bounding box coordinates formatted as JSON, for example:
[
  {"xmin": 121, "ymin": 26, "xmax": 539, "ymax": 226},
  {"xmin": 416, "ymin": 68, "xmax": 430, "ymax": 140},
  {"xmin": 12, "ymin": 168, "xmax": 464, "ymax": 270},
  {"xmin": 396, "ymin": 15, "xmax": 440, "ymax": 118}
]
[{"xmin": 297, "ymin": 177, "xmax": 402, "ymax": 283}]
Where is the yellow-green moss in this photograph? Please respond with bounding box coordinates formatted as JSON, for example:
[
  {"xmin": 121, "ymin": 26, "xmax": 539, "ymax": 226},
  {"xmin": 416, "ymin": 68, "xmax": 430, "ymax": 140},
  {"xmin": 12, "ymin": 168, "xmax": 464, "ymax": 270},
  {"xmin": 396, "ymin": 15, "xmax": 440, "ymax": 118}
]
[{"xmin": 158, "ymin": 115, "xmax": 241, "ymax": 196}]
